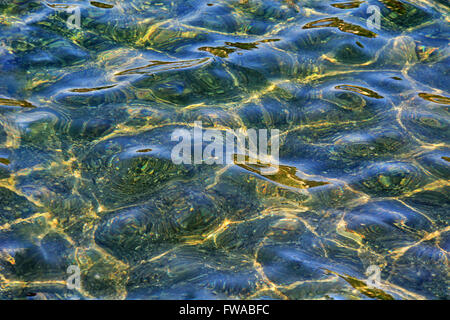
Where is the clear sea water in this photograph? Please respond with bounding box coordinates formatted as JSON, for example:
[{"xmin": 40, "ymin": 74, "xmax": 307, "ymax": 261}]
[{"xmin": 0, "ymin": 0, "xmax": 449, "ymax": 299}]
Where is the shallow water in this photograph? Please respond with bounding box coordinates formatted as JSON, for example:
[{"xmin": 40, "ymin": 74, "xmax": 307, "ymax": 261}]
[{"xmin": 0, "ymin": 0, "xmax": 449, "ymax": 300}]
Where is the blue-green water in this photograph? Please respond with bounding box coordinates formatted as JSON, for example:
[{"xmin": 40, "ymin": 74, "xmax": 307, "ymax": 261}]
[{"xmin": 0, "ymin": 0, "xmax": 449, "ymax": 300}]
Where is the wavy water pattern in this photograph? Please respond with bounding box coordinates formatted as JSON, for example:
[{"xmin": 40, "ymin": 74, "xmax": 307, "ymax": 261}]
[{"xmin": 0, "ymin": 0, "xmax": 449, "ymax": 300}]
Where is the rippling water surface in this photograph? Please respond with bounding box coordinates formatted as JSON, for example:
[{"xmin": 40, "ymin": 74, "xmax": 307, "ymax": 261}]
[{"xmin": 0, "ymin": 0, "xmax": 449, "ymax": 300}]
